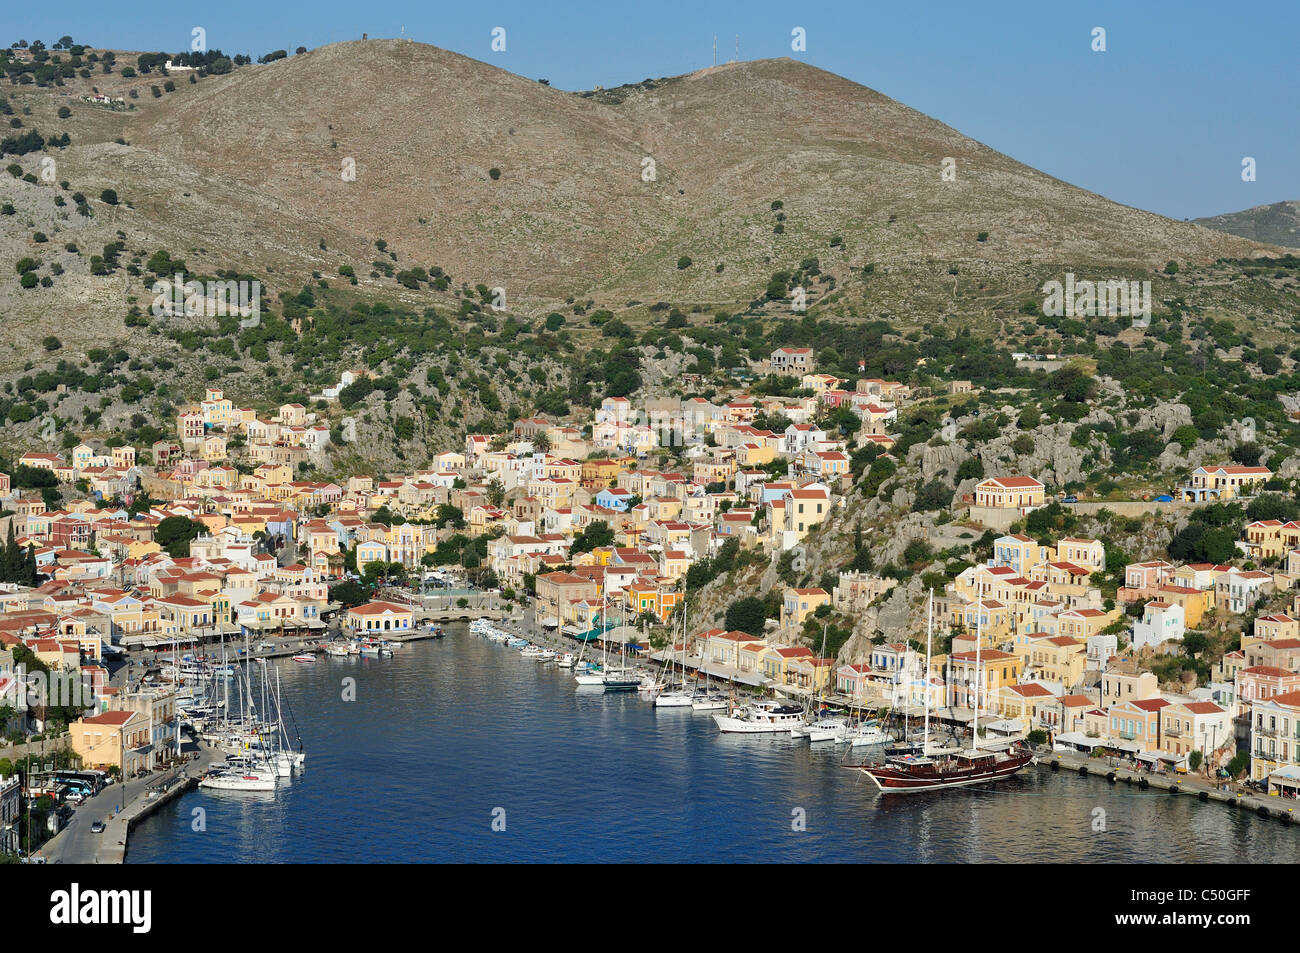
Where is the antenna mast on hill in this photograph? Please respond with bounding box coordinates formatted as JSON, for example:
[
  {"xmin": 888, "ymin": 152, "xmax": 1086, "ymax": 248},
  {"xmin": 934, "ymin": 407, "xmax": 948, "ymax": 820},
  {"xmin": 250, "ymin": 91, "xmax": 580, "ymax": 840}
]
[
  {"xmin": 735, "ymin": 35, "xmax": 739, "ymax": 62},
  {"xmin": 712, "ymin": 35, "xmax": 716, "ymax": 68}
]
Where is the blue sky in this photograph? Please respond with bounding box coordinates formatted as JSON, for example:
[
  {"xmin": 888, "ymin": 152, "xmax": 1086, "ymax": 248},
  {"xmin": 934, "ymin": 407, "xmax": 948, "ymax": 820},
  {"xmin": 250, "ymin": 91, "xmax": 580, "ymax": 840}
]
[{"xmin": 11, "ymin": 0, "xmax": 1298, "ymax": 220}]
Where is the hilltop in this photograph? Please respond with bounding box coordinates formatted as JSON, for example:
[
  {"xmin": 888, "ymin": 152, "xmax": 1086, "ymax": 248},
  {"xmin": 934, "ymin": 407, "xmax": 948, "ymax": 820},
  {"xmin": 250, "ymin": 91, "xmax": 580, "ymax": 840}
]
[
  {"xmin": 1, "ymin": 38, "xmax": 1297, "ymax": 478},
  {"xmin": 1194, "ymin": 200, "xmax": 1300, "ymax": 249},
  {"xmin": 0, "ymin": 39, "xmax": 1277, "ymax": 363}
]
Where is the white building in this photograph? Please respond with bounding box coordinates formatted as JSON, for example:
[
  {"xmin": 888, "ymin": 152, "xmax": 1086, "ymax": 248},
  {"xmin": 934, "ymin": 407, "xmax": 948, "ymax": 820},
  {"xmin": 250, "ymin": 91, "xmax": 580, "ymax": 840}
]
[{"xmin": 1131, "ymin": 600, "xmax": 1185, "ymax": 649}]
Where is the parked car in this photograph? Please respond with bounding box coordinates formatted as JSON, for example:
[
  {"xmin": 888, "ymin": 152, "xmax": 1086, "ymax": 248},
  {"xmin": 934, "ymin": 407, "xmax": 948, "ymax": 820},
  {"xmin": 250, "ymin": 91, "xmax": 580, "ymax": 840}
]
[
  {"xmin": 90, "ymin": 821, "xmax": 106, "ymax": 834},
  {"xmin": 1062, "ymin": 495, "xmax": 1078, "ymax": 504}
]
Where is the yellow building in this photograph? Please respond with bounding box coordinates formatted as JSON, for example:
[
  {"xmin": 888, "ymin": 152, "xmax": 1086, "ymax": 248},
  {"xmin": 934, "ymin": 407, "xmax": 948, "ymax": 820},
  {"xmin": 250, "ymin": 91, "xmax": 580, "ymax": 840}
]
[
  {"xmin": 70, "ymin": 710, "xmax": 151, "ymax": 774},
  {"xmin": 345, "ymin": 600, "xmax": 415, "ymax": 634},
  {"xmin": 947, "ymin": 649, "xmax": 1020, "ymax": 709},
  {"xmin": 1012, "ymin": 633, "xmax": 1087, "ymax": 686},
  {"xmin": 974, "ymin": 476, "xmax": 1046, "ymax": 509},
  {"xmin": 781, "ymin": 587, "xmax": 830, "ymax": 630}
]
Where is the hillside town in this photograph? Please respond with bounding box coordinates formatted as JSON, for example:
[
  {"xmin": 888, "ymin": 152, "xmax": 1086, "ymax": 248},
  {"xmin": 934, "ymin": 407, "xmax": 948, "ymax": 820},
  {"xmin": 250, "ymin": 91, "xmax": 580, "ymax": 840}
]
[{"xmin": 5, "ymin": 343, "xmax": 1300, "ymax": 859}]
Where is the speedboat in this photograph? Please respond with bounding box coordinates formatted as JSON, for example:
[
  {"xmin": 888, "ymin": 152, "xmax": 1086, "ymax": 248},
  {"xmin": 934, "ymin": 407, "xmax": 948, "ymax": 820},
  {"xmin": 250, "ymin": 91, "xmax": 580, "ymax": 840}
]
[
  {"xmin": 323, "ymin": 643, "xmax": 351, "ymax": 657},
  {"xmin": 556, "ymin": 653, "xmax": 576, "ymax": 668},
  {"xmin": 292, "ymin": 654, "xmax": 316, "ymax": 663}
]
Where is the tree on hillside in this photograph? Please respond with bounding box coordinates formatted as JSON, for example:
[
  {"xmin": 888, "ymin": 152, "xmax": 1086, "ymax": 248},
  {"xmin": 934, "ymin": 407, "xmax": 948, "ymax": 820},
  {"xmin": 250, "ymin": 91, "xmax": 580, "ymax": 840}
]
[
  {"xmin": 570, "ymin": 520, "xmax": 614, "ymax": 556},
  {"xmin": 724, "ymin": 596, "xmax": 766, "ymax": 637},
  {"xmin": 329, "ymin": 580, "xmax": 369, "ymax": 607},
  {"xmin": 155, "ymin": 515, "xmax": 205, "ymax": 557}
]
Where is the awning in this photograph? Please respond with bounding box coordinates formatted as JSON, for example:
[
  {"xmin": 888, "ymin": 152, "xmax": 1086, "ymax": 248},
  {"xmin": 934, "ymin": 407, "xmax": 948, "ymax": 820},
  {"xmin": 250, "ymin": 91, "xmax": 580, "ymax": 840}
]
[
  {"xmin": 984, "ymin": 718, "xmax": 1025, "ymax": 735},
  {"xmin": 1056, "ymin": 731, "xmax": 1103, "ymax": 750},
  {"xmin": 699, "ymin": 663, "xmax": 770, "ymax": 688},
  {"xmin": 541, "ymin": 620, "xmax": 559, "ymax": 629},
  {"xmin": 1268, "ymin": 766, "xmax": 1300, "ymax": 791}
]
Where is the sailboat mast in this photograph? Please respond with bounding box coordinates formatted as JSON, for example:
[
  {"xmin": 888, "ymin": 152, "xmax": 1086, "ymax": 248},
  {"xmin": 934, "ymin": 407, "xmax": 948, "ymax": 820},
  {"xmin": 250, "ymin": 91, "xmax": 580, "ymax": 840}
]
[
  {"xmin": 972, "ymin": 601, "xmax": 982, "ymax": 752},
  {"xmin": 923, "ymin": 590, "xmax": 932, "ymax": 754}
]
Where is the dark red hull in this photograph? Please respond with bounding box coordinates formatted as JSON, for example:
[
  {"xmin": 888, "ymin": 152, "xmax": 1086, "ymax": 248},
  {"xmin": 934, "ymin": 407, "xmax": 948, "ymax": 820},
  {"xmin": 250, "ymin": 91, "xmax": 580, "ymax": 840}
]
[{"xmin": 860, "ymin": 750, "xmax": 1035, "ymax": 792}]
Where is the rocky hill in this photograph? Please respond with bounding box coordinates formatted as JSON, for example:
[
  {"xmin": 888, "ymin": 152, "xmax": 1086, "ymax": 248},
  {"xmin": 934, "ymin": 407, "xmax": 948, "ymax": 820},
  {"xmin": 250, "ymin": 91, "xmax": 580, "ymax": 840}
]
[
  {"xmin": 0, "ymin": 39, "xmax": 1276, "ymax": 365},
  {"xmin": 1194, "ymin": 200, "xmax": 1300, "ymax": 249}
]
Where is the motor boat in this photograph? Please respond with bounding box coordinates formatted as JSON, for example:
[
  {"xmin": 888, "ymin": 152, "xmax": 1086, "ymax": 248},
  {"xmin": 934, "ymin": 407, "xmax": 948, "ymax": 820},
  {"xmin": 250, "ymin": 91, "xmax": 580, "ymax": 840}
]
[{"xmin": 713, "ymin": 700, "xmax": 807, "ymax": 734}]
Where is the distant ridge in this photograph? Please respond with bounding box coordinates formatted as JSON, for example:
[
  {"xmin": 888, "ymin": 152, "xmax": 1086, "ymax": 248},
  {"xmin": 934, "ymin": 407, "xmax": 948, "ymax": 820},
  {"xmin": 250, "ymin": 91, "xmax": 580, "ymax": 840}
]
[{"xmin": 1193, "ymin": 200, "xmax": 1300, "ymax": 249}]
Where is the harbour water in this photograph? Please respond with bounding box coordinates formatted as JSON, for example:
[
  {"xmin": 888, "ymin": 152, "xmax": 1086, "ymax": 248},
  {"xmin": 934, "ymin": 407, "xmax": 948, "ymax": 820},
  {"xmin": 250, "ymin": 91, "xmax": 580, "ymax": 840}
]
[{"xmin": 127, "ymin": 625, "xmax": 1297, "ymax": 863}]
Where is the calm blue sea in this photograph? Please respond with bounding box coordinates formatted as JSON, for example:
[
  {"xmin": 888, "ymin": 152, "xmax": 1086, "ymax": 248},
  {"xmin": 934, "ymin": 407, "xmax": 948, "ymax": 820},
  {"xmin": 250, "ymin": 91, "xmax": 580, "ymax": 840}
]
[{"xmin": 126, "ymin": 626, "xmax": 1296, "ymax": 863}]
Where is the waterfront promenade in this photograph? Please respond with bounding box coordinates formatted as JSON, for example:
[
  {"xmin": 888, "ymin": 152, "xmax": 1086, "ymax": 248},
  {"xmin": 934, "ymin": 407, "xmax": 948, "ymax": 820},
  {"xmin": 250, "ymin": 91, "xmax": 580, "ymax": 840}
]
[
  {"xmin": 1040, "ymin": 748, "xmax": 1299, "ymax": 826},
  {"xmin": 39, "ymin": 732, "xmax": 222, "ymax": 864}
]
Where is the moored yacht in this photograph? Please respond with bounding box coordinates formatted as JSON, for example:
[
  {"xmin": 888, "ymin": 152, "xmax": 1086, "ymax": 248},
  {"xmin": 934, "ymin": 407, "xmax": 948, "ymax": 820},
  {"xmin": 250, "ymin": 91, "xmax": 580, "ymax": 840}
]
[
  {"xmin": 653, "ymin": 687, "xmax": 695, "ymax": 708},
  {"xmin": 602, "ymin": 667, "xmax": 643, "ymax": 692},
  {"xmin": 713, "ymin": 700, "xmax": 806, "ymax": 734},
  {"xmin": 199, "ymin": 757, "xmax": 278, "ymax": 792},
  {"xmin": 846, "ymin": 721, "xmax": 893, "ymax": 747},
  {"xmin": 855, "ymin": 592, "xmax": 1034, "ymax": 792},
  {"xmin": 803, "ymin": 717, "xmax": 849, "ymax": 743},
  {"xmin": 690, "ymin": 692, "xmax": 729, "ymax": 712}
]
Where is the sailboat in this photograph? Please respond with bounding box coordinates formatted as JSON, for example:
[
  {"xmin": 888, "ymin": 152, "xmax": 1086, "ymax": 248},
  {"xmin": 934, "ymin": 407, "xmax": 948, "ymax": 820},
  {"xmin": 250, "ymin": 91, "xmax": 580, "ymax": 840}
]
[
  {"xmin": 655, "ymin": 597, "xmax": 694, "ymax": 707},
  {"xmin": 602, "ymin": 622, "xmax": 642, "ymax": 692},
  {"xmin": 574, "ymin": 566, "xmax": 610, "ymax": 685},
  {"xmin": 794, "ymin": 623, "xmax": 839, "ymax": 740},
  {"xmin": 856, "ymin": 592, "xmax": 1034, "ymax": 793},
  {"xmin": 690, "ymin": 641, "xmax": 728, "ymax": 711}
]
